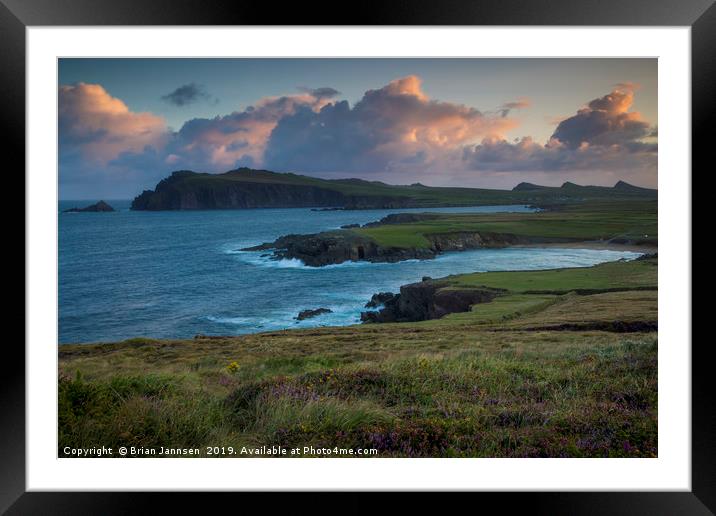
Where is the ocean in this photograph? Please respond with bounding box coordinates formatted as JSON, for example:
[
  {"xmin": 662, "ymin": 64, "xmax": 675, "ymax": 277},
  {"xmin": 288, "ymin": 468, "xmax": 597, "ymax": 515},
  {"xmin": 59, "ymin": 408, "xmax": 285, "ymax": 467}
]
[{"xmin": 58, "ymin": 201, "xmax": 641, "ymax": 343}]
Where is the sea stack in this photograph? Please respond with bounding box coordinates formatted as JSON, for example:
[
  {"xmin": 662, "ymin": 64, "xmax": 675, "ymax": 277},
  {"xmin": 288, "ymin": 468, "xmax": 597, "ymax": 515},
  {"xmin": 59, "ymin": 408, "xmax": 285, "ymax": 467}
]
[{"xmin": 63, "ymin": 200, "xmax": 115, "ymax": 213}]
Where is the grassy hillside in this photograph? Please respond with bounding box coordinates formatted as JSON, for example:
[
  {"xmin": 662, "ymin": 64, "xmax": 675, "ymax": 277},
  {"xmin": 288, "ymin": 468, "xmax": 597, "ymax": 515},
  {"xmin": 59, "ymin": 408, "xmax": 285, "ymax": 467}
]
[
  {"xmin": 132, "ymin": 168, "xmax": 658, "ymax": 210},
  {"xmin": 183, "ymin": 169, "xmax": 656, "ymax": 204},
  {"xmin": 59, "ymin": 257, "xmax": 657, "ymax": 458},
  {"xmin": 354, "ymin": 200, "xmax": 657, "ymax": 248},
  {"xmin": 446, "ymin": 257, "xmax": 657, "ymax": 292}
]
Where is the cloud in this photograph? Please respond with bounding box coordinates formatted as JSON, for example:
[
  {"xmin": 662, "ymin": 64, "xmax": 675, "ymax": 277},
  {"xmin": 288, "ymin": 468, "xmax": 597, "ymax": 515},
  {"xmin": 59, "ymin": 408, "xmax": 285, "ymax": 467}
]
[
  {"xmin": 463, "ymin": 87, "xmax": 656, "ymax": 175},
  {"xmin": 297, "ymin": 86, "xmax": 341, "ymax": 99},
  {"xmin": 613, "ymin": 82, "xmax": 641, "ymax": 92},
  {"xmin": 58, "ymin": 83, "xmax": 171, "ymax": 196},
  {"xmin": 163, "ymin": 91, "xmax": 333, "ymax": 171},
  {"xmin": 161, "ymin": 83, "xmax": 213, "ymax": 107},
  {"xmin": 59, "ymin": 82, "xmax": 339, "ymax": 195},
  {"xmin": 59, "ymin": 83, "xmax": 167, "ymax": 164},
  {"xmin": 551, "ymin": 89, "xmax": 651, "ymax": 149},
  {"xmin": 499, "ymin": 98, "xmax": 531, "ymax": 117},
  {"xmin": 263, "ymin": 75, "xmax": 516, "ymax": 174},
  {"xmin": 59, "ymin": 78, "xmax": 657, "ymax": 196},
  {"xmin": 463, "ymin": 136, "xmax": 656, "ymax": 173}
]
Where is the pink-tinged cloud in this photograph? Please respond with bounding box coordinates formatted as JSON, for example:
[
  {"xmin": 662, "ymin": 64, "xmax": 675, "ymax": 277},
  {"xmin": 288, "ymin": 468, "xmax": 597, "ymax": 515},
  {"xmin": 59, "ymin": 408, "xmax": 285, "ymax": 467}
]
[
  {"xmin": 59, "ymin": 79, "xmax": 657, "ymax": 196},
  {"xmin": 463, "ymin": 135, "xmax": 656, "ymax": 172},
  {"xmin": 502, "ymin": 98, "xmax": 531, "ymax": 110},
  {"xmin": 463, "ymin": 87, "xmax": 656, "ymax": 178},
  {"xmin": 57, "ymin": 77, "xmax": 520, "ymax": 179},
  {"xmin": 263, "ymin": 75, "xmax": 517, "ymax": 173},
  {"xmin": 552, "ymin": 88, "xmax": 651, "ymax": 149},
  {"xmin": 499, "ymin": 97, "xmax": 531, "ymax": 117},
  {"xmin": 613, "ymin": 82, "xmax": 641, "ymax": 92},
  {"xmin": 59, "ymin": 83, "xmax": 167, "ymax": 163},
  {"xmin": 159, "ymin": 92, "xmax": 336, "ymax": 173}
]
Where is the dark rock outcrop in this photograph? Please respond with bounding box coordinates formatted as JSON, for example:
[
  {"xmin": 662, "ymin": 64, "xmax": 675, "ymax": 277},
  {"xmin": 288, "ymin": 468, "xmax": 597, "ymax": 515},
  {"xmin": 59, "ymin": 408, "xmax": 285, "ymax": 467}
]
[
  {"xmin": 425, "ymin": 231, "xmax": 525, "ymax": 252},
  {"xmin": 244, "ymin": 227, "xmax": 533, "ymax": 267},
  {"xmin": 295, "ymin": 308, "xmax": 332, "ymax": 320},
  {"xmin": 243, "ymin": 230, "xmax": 436, "ymax": 267},
  {"xmin": 361, "ymin": 280, "xmax": 504, "ymax": 323},
  {"xmin": 364, "ymin": 292, "xmax": 396, "ymax": 308},
  {"xmin": 63, "ymin": 200, "xmax": 115, "ymax": 213}
]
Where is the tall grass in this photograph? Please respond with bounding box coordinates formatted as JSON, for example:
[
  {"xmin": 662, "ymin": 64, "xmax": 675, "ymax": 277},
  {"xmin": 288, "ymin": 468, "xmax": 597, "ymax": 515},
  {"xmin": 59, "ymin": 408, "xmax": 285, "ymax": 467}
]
[{"xmin": 59, "ymin": 336, "xmax": 657, "ymax": 457}]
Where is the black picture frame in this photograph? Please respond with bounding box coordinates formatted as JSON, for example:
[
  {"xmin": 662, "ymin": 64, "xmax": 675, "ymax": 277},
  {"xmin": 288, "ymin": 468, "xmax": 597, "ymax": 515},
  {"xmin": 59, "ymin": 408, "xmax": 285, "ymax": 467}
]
[{"xmin": 4, "ymin": 0, "xmax": 710, "ymax": 512}]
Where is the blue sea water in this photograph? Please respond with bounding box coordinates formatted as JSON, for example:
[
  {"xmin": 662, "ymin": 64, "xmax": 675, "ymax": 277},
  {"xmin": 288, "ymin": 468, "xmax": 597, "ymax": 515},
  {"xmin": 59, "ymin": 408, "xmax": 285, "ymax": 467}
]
[{"xmin": 58, "ymin": 201, "xmax": 641, "ymax": 344}]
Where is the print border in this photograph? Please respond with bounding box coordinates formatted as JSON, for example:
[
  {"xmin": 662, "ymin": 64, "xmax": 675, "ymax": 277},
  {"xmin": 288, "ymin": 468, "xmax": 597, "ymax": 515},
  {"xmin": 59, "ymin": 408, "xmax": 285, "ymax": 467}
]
[{"xmin": 4, "ymin": 0, "xmax": 711, "ymax": 512}]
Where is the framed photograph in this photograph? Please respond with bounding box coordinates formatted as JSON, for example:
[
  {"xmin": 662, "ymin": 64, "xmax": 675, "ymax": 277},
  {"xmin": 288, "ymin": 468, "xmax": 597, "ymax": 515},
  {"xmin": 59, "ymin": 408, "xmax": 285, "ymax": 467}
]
[{"xmin": 7, "ymin": 0, "xmax": 710, "ymax": 511}]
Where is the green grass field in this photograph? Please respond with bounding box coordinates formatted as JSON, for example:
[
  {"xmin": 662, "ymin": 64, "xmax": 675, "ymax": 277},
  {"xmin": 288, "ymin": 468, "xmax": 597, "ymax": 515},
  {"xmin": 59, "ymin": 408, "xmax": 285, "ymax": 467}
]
[
  {"xmin": 447, "ymin": 257, "xmax": 657, "ymax": 292},
  {"xmin": 58, "ymin": 257, "xmax": 658, "ymax": 458},
  {"xmin": 354, "ymin": 200, "xmax": 657, "ymax": 248}
]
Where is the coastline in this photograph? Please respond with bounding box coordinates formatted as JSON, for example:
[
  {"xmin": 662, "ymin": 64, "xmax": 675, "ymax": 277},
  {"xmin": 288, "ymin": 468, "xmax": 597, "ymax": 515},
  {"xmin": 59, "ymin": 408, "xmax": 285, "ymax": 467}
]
[
  {"xmin": 514, "ymin": 241, "xmax": 657, "ymax": 253},
  {"xmin": 248, "ymin": 199, "xmax": 657, "ymax": 266},
  {"xmin": 59, "ymin": 256, "xmax": 658, "ymax": 458}
]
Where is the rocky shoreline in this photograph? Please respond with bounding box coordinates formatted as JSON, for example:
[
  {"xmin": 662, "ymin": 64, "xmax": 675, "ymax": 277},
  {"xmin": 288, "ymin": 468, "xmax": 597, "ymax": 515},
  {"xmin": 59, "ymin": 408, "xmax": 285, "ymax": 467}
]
[
  {"xmin": 238, "ymin": 210, "xmax": 655, "ymax": 325},
  {"xmin": 295, "ymin": 308, "xmax": 332, "ymax": 320},
  {"xmin": 242, "ymin": 230, "xmax": 565, "ymax": 267},
  {"xmin": 242, "ymin": 208, "xmax": 654, "ymax": 267},
  {"xmin": 242, "ymin": 230, "xmax": 437, "ymax": 267},
  {"xmin": 241, "ymin": 213, "xmax": 549, "ymax": 267},
  {"xmin": 360, "ymin": 279, "xmax": 505, "ymax": 323}
]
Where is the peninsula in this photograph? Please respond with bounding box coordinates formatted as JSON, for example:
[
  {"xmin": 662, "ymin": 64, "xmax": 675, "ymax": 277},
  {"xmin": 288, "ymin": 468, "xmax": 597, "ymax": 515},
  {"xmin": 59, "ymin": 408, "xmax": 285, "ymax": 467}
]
[
  {"xmin": 243, "ymin": 199, "xmax": 657, "ymax": 266},
  {"xmin": 130, "ymin": 168, "xmax": 656, "ymax": 211}
]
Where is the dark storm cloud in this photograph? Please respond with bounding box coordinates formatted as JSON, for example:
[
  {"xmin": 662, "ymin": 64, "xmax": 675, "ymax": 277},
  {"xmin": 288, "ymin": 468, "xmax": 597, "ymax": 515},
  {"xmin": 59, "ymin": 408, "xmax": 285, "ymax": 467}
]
[
  {"xmin": 161, "ymin": 83, "xmax": 213, "ymax": 107},
  {"xmin": 297, "ymin": 86, "xmax": 341, "ymax": 99}
]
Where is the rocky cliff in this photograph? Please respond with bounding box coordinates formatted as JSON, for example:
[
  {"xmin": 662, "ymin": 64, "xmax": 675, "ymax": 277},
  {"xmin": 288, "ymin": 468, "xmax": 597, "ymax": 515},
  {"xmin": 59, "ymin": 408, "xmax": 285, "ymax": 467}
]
[
  {"xmin": 244, "ymin": 226, "xmax": 533, "ymax": 267},
  {"xmin": 243, "ymin": 231, "xmax": 436, "ymax": 267},
  {"xmin": 131, "ymin": 172, "xmax": 352, "ymax": 210},
  {"xmin": 132, "ymin": 170, "xmax": 442, "ymax": 211},
  {"xmin": 131, "ymin": 169, "xmax": 657, "ymax": 211},
  {"xmin": 361, "ymin": 280, "xmax": 505, "ymax": 323}
]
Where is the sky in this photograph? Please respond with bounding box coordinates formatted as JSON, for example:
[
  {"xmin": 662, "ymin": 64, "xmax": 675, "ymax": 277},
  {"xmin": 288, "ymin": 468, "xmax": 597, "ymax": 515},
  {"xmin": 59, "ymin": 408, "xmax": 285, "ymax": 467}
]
[{"xmin": 58, "ymin": 58, "xmax": 657, "ymax": 199}]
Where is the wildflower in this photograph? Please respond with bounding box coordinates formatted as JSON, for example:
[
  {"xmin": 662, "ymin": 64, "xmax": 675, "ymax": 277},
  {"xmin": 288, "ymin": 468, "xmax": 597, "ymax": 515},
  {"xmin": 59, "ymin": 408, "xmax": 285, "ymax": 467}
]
[{"xmin": 227, "ymin": 361, "xmax": 240, "ymax": 374}]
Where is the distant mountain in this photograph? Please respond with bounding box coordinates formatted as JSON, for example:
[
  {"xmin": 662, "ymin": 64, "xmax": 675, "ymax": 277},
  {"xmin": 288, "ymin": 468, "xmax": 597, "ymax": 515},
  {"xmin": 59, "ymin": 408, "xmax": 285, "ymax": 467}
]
[
  {"xmin": 512, "ymin": 182, "xmax": 551, "ymax": 191},
  {"xmin": 512, "ymin": 180, "xmax": 656, "ymax": 195},
  {"xmin": 131, "ymin": 168, "xmax": 657, "ymax": 211},
  {"xmin": 613, "ymin": 180, "xmax": 655, "ymax": 193}
]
